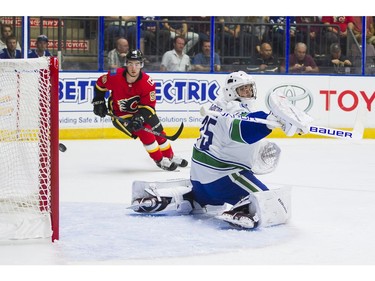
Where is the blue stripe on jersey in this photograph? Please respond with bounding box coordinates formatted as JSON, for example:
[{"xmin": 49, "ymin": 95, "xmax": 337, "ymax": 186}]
[{"xmin": 230, "ymin": 111, "xmax": 272, "ymax": 144}]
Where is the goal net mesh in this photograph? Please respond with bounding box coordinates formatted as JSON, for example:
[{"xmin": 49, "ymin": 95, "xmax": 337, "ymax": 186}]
[{"xmin": 0, "ymin": 57, "xmax": 54, "ymax": 240}]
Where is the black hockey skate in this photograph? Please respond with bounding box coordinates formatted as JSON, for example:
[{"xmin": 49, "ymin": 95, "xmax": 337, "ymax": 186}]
[
  {"xmin": 156, "ymin": 157, "xmax": 178, "ymax": 171},
  {"xmin": 218, "ymin": 209, "xmax": 259, "ymax": 229},
  {"xmin": 170, "ymin": 155, "xmax": 188, "ymax": 167}
]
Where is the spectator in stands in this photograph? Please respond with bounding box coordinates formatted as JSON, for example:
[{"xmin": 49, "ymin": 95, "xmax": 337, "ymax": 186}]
[
  {"xmin": 192, "ymin": 40, "xmax": 221, "ymax": 72},
  {"xmin": 281, "ymin": 42, "xmax": 319, "ymax": 73},
  {"xmin": 352, "ymin": 16, "xmax": 374, "ymax": 44},
  {"xmin": 161, "ymin": 16, "xmax": 199, "ymax": 56},
  {"xmin": 371, "ymin": 16, "xmax": 375, "ymax": 48},
  {"xmin": 140, "ymin": 16, "xmax": 171, "ymax": 58},
  {"xmin": 187, "ymin": 16, "xmax": 211, "ymax": 55},
  {"xmin": 188, "ymin": 16, "xmax": 211, "ymax": 42},
  {"xmin": 0, "ymin": 35, "xmax": 22, "ymax": 59},
  {"xmin": 246, "ymin": 42, "xmax": 280, "ymax": 73},
  {"xmin": 349, "ymin": 26, "xmax": 375, "ymax": 74},
  {"xmin": 266, "ymin": 17, "xmax": 297, "ymax": 57},
  {"xmin": 321, "ymin": 16, "xmax": 354, "ymax": 54},
  {"xmin": 216, "ymin": 16, "xmax": 240, "ymax": 59},
  {"xmin": 243, "ymin": 17, "xmax": 269, "ymax": 42},
  {"xmin": 365, "ymin": 42, "xmax": 375, "ymax": 75},
  {"xmin": 0, "ymin": 24, "xmax": 21, "ymax": 51},
  {"xmin": 28, "ymin": 35, "xmax": 51, "ymax": 58},
  {"xmin": 241, "ymin": 17, "xmax": 262, "ymax": 55},
  {"xmin": 105, "ymin": 16, "xmax": 136, "ymax": 50},
  {"xmin": 215, "ymin": 17, "xmax": 242, "ymax": 57},
  {"xmin": 366, "ymin": 42, "xmax": 375, "ymax": 58},
  {"xmin": 107, "ymin": 37, "xmax": 129, "ymax": 69},
  {"xmin": 321, "ymin": 43, "xmax": 352, "ymax": 74},
  {"xmin": 216, "ymin": 16, "xmax": 260, "ymax": 64},
  {"xmin": 160, "ymin": 36, "xmax": 191, "ymax": 72},
  {"xmin": 295, "ymin": 17, "xmax": 322, "ymax": 56}
]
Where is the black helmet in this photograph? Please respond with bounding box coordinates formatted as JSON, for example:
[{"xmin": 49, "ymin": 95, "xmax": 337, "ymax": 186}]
[{"xmin": 125, "ymin": 49, "xmax": 144, "ymax": 62}]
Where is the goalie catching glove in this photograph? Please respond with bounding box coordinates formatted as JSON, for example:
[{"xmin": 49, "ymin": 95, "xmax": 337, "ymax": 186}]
[{"xmin": 268, "ymin": 93, "xmax": 314, "ymax": 136}]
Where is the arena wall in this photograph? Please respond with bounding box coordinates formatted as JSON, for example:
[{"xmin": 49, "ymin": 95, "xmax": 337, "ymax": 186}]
[{"xmin": 59, "ymin": 72, "xmax": 375, "ymax": 139}]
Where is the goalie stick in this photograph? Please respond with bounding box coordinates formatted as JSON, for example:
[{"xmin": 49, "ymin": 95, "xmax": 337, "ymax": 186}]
[
  {"xmin": 106, "ymin": 112, "xmax": 184, "ymax": 141},
  {"xmin": 200, "ymin": 105, "xmax": 365, "ymax": 140}
]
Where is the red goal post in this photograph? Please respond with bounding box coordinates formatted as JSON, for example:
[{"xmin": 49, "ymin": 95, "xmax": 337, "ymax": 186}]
[{"xmin": 0, "ymin": 57, "xmax": 59, "ymax": 242}]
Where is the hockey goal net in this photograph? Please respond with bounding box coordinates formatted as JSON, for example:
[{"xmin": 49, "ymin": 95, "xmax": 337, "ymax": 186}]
[{"xmin": 0, "ymin": 57, "xmax": 59, "ymax": 241}]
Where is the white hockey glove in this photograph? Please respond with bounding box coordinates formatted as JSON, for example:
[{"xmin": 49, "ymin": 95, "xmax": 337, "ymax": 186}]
[
  {"xmin": 269, "ymin": 93, "xmax": 314, "ymax": 136},
  {"xmin": 266, "ymin": 113, "xmax": 283, "ymax": 130},
  {"xmin": 266, "ymin": 112, "xmax": 301, "ymax": 135},
  {"xmin": 281, "ymin": 119, "xmax": 303, "ymax": 136}
]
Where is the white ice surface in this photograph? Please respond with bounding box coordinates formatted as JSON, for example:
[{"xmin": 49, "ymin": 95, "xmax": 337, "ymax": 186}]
[{"xmin": 1, "ymin": 138, "xmax": 375, "ymax": 280}]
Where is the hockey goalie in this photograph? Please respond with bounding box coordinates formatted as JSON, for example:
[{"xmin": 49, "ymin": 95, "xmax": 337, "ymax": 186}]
[{"xmin": 129, "ymin": 71, "xmax": 313, "ymax": 229}]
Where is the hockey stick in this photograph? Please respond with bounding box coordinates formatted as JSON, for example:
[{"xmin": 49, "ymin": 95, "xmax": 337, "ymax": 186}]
[
  {"xmin": 200, "ymin": 106, "xmax": 364, "ymax": 140},
  {"xmin": 106, "ymin": 112, "xmax": 184, "ymax": 141}
]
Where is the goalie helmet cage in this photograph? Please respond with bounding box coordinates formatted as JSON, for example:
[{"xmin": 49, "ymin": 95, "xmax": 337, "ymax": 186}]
[{"xmin": 0, "ymin": 57, "xmax": 59, "ymax": 242}]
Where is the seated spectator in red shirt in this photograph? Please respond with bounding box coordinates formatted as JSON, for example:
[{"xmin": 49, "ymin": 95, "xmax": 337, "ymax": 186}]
[{"xmin": 281, "ymin": 42, "xmax": 319, "ymax": 73}]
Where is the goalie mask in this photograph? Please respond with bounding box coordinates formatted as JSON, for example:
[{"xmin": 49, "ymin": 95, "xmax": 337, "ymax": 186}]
[{"xmin": 222, "ymin": 71, "xmax": 257, "ymax": 110}]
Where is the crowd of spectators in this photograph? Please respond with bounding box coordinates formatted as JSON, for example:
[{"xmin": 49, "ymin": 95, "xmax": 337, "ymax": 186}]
[
  {"xmin": 1, "ymin": 16, "xmax": 374, "ymax": 75},
  {"xmin": 0, "ymin": 21, "xmax": 53, "ymax": 60},
  {"xmin": 102, "ymin": 16, "xmax": 375, "ymax": 75}
]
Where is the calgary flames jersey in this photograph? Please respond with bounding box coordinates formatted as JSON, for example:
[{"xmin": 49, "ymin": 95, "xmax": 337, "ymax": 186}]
[{"xmin": 95, "ymin": 67, "xmax": 157, "ymax": 116}]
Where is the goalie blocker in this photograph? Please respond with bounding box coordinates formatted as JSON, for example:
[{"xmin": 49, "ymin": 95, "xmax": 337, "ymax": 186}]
[{"xmin": 128, "ymin": 179, "xmax": 291, "ymax": 229}]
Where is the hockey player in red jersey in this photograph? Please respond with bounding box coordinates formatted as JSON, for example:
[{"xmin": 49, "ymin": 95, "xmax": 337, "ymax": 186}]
[{"xmin": 92, "ymin": 49, "xmax": 188, "ymax": 171}]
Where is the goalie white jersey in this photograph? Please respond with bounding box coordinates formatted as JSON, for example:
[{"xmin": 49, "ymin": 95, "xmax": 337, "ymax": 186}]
[
  {"xmin": 129, "ymin": 72, "xmax": 291, "ymax": 229},
  {"xmin": 191, "ymin": 103, "xmax": 280, "ymax": 184}
]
